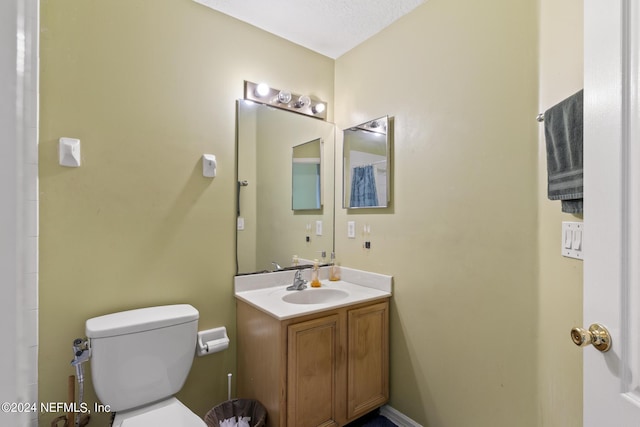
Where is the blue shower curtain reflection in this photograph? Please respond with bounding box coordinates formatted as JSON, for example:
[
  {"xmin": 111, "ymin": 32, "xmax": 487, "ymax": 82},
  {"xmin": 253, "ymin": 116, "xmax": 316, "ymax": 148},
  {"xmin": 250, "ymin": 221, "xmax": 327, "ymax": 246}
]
[{"xmin": 350, "ymin": 165, "xmax": 379, "ymax": 207}]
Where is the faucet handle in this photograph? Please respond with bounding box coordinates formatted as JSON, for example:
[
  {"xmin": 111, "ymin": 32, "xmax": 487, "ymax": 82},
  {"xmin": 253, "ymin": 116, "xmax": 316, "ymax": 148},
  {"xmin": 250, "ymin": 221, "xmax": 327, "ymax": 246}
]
[
  {"xmin": 286, "ymin": 269, "xmax": 308, "ymax": 291},
  {"xmin": 294, "ymin": 269, "xmax": 308, "ymax": 284}
]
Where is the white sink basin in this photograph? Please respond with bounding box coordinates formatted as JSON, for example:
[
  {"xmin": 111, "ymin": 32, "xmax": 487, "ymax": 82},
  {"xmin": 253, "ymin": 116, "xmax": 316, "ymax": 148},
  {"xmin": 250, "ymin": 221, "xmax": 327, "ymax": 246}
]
[
  {"xmin": 235, "ymin": 272, "xmax": 392, "ymax": 320},
  {"xmin": 282, "ymin": 288, "xmax": 349, "ymax": 305}
]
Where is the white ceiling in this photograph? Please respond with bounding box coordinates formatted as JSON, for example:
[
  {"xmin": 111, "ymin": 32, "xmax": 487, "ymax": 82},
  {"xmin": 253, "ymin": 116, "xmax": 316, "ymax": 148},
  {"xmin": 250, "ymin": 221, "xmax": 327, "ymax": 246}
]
[{"xmin": 194, "ymin": 0, "xmax": 425, "ymax": 59}]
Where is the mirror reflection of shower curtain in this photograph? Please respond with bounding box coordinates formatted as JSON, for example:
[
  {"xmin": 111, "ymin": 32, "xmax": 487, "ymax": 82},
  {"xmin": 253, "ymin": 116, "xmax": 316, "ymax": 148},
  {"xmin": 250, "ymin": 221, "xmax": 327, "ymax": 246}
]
[{"xmin": 350, "ymin": 165, "xmax": 379, "ymax": 207}]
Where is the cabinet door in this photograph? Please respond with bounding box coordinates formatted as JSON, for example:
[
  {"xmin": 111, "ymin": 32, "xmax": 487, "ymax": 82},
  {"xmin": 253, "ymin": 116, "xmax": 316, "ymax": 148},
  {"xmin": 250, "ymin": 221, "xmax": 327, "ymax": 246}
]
[
  {"xmin": 347, "ymin": 301, "xmax": 389, "ymax": 419},
  {"xmin": 287, "ymin": 314, "xmax": 340, "ymax": 427}
]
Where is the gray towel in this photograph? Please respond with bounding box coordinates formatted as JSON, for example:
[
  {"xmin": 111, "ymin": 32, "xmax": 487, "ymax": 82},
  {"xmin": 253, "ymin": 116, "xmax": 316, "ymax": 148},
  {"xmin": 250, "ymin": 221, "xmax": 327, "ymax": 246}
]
[{"xmin": 544, "ymin": 89, "xmax": 583, "ymax": 214}]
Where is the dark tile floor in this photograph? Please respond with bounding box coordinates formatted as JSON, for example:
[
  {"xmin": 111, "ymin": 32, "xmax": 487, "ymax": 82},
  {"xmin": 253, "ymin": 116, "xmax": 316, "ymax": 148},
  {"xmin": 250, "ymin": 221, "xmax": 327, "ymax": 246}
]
[{"xmin": 345, "ymin": 410, "xmax": 397, "ymax": 427}]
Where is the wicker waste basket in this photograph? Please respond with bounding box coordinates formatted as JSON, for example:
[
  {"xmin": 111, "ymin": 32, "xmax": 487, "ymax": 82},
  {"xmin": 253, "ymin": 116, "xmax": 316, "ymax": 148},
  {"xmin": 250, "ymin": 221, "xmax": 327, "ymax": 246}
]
[{"xmin": 204, "ymin": 399, "xmax": 267, "ymax": 427}]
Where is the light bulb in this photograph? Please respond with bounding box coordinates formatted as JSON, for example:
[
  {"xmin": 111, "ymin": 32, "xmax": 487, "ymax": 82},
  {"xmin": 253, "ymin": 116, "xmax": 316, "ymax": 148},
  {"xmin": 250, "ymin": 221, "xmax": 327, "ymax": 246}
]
[
  {"xmin": 312, "ymin": 103, "xmax": 326, "ymax": 114},
  {"xmin": 295, "ymin": 95, "xmax": 311, "ymax": 108},
  {"xmin": 278, "ymin": 90, "xmax": 292, "ymax": 103},
  {"xmin": 255, "ymin": 83, "xmax": 270, "ymax": 97}
]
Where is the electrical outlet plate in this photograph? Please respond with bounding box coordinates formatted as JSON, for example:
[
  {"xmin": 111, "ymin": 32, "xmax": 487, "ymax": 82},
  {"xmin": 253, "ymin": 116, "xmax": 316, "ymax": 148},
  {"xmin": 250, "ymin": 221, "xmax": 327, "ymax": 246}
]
[{"xmin": 347, "ymin": 221, "xmax": 356, "ymax": 238}]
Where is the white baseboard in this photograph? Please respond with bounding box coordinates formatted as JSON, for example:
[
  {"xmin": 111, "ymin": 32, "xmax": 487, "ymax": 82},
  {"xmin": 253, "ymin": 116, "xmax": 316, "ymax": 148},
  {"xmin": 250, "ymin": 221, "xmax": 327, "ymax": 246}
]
[{"xmin": 380, "ymin": 405, "xmax": 422, "ymax": 427}]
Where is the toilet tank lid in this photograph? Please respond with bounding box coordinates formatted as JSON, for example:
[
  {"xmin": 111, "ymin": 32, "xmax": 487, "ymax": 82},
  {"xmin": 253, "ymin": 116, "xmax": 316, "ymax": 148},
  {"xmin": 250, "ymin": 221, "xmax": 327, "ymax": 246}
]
[{"xmin": 86, "ymin": 304, "xmax": 199, "ymax": 339}]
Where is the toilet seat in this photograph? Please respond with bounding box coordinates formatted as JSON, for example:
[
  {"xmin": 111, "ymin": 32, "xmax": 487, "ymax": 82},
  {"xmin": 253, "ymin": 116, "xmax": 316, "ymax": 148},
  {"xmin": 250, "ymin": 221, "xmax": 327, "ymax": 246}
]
[{"xmin": 113, "ymin": 397, "xmax": 207, "ymax": 427}]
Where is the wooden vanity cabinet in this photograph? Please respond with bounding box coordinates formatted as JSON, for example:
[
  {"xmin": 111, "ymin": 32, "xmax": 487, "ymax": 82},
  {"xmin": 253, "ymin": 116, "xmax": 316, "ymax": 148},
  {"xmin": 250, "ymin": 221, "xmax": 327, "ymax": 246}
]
[
  {"xmin": 346, "ymin": 302, "xmax": 389, "ymax": 419},
  {"xmin": 236, "ymin": 298, "xmax": 389, "ymax": 427},
  {"xmin": 287, "ymin": 314, "xmax": 342, "ymax": 427}
]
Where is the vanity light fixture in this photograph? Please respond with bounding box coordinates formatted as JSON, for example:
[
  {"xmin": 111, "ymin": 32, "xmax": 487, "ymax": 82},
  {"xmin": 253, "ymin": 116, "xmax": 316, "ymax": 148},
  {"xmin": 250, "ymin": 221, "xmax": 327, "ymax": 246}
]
[
  {"xmin": 243, "ymin": 80, "xmax": 328, "ymax": 120},
  {"xmin": 356, "ymin": 118, "xmax": 387, "ymax": 134}
]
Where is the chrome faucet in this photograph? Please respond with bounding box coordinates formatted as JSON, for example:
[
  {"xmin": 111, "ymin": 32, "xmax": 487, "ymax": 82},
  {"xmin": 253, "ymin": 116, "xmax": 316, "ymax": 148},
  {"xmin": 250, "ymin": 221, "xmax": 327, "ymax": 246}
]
[{"xmin": 286, "ymin": 270, "xmax": 307, "ymax": 291}]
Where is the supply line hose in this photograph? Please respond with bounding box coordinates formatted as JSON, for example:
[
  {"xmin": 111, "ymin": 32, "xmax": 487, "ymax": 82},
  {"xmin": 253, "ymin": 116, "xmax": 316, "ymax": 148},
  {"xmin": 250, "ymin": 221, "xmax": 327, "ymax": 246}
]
[{"xmin": 71, "ymin": 338, "xmax": 90, "ymax": 427}]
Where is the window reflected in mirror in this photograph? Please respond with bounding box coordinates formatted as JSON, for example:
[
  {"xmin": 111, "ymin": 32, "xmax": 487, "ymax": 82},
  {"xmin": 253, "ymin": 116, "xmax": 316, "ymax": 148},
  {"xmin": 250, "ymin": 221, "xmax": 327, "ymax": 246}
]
[{"xmin": 292, "ymin": 138, "xmax": 322, "ymax": 210}]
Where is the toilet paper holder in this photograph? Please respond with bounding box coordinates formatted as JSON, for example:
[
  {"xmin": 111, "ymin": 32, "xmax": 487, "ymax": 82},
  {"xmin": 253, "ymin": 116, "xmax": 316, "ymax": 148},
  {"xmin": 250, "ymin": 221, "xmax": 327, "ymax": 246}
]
[{"xmin": 197, "ymin": 327, "xmax": 229, "ymax": 357}]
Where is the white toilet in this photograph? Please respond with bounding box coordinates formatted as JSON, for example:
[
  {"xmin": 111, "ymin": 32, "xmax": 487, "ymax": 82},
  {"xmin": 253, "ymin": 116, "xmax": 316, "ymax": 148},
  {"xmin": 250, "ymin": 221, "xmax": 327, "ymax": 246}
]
[{"xmin": 85, "ymin": 304, "xmax": 207, "ymax": 427}]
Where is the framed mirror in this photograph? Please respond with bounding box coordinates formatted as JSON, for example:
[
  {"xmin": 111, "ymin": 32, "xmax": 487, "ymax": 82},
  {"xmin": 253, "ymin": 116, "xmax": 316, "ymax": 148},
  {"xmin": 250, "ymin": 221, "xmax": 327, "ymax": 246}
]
[
  {"xmin": 236, "ymin": 100, "xmax": 335, "ymax": 274},
  {"xmin": 343, "ymin": 116, "xmax": 391, "ymax": 208}
]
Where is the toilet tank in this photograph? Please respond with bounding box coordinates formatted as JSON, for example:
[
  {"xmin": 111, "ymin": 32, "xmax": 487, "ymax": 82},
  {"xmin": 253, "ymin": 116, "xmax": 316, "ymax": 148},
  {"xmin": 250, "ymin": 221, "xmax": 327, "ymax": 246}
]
[{"xmin": 85, "ymin": 304, "xmax": 199, "ymax": 412}]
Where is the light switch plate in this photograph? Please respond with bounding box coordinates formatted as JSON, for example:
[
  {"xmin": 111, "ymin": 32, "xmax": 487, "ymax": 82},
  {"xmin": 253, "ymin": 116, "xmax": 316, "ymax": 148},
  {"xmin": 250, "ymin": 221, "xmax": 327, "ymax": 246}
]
[
  {"xmin": 562, "ymin": 221, "xmax": 583, "ymax": 260},
  {"xmin": 316, "ymin": 220, "xmax": 323, "ymax": 236}
]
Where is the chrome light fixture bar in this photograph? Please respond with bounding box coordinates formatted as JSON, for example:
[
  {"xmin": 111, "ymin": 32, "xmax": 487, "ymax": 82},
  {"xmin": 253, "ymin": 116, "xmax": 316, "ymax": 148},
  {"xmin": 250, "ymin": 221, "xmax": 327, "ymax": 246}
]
[{"xmin": 244, "ymin": 81, "xmax": 328, "ymax": 120}]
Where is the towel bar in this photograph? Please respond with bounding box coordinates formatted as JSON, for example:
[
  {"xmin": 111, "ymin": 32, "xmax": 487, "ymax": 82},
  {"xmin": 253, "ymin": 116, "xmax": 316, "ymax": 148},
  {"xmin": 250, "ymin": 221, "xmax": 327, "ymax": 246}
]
[{"xmin": 536, "ymin": 113, "xmax": 545, "ymax": 122}]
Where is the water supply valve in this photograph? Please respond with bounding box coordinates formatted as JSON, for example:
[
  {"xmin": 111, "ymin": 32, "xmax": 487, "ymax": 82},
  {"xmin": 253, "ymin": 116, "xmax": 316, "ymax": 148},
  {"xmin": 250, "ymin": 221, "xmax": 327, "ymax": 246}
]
[
  {"xmin": 70, "ymin": 338, "xmax": 91, "ymax": 382},
  {"xmin": 71, "ymin": 349, "xmax": 91, "ymax": 366}
]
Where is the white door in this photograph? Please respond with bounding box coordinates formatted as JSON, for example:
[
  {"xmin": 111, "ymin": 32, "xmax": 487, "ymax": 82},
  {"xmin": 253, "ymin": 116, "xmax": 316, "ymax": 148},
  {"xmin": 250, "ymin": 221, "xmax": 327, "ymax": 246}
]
[{"xmin": 583, "ymin": 0, "xmax": 640, "ymax": 425}]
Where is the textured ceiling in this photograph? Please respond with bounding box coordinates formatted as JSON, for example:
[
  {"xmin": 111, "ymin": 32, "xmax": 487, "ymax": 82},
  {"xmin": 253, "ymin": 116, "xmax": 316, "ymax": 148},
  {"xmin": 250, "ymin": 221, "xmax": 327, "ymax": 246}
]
[{"xmin": 194, "ymin": 0, "xmax": 425, "ymax": 59}]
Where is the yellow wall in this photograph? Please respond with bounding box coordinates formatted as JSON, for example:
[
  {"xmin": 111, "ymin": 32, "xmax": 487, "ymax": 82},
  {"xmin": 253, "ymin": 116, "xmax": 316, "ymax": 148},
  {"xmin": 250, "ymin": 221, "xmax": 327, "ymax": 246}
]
[
  {"xmin": 334, "ymin": 0, "xmax": 540, "ymax": 425},
  {"xmin": 38, "ymin": 0, "xmax": 333, "ymax": 425},
  {"xmin": 537, "ymin": 0, "xmax": 583, "ymax": 425}
]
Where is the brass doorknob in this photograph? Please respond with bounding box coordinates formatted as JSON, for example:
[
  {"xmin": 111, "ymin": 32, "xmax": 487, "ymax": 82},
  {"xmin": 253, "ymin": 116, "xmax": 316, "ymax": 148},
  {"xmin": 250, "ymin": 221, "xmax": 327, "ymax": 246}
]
[{"xmin": 570, "ymin": 324, "xmax": 612, "ymax": 352}]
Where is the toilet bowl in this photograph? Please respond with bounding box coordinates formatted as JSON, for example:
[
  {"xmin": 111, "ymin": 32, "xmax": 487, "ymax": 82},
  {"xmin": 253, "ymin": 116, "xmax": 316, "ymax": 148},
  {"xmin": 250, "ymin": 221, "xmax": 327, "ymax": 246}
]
[
  {"xmin": 85, "ymin": 304, "xmax": 207, "ymax": 427},
  {"xmin": 110, "ymin": 397, "xmax": 205, "ymax": 427}
]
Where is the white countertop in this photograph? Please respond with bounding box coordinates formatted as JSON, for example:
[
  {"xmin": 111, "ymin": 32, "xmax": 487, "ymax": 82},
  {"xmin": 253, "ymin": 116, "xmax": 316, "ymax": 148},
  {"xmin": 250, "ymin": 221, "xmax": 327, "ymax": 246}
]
[{"xmin": 234, "ymin": 267, "xmax": 392, "ymax": 320}]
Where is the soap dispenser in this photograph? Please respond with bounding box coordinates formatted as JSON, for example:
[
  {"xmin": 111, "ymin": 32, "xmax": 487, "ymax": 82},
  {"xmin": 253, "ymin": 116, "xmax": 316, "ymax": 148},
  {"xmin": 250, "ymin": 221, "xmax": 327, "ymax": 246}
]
[
  {"xmin": 310, "ymin": 259, "xmax": 321, "ymax": 288},
  {"xmin": 329, "ymin": 252, "xmax": 341, "ymax": 282}
]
